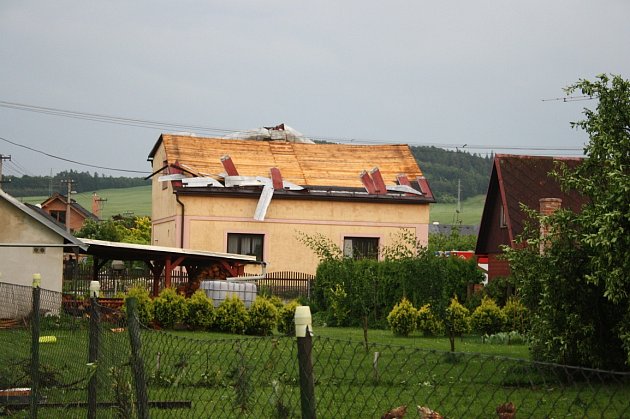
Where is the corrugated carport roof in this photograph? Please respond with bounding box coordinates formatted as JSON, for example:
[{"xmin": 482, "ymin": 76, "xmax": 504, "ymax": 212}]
[{"xmin": 79, "ymin": 238, "xmax": 261, "ymax": 265}]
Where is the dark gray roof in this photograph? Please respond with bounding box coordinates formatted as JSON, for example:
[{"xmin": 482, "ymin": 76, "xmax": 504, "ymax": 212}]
[{"xmin": 429, "ymin": 224, "xmax": 479, "ymax": 236}]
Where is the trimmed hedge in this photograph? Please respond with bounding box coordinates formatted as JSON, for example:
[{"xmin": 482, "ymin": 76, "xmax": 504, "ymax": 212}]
[{"xmin": 313, "ymin": 251, "xmax": 483, "ymax": 327}]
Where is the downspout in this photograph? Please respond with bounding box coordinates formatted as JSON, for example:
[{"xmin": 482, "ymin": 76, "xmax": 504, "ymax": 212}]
[{"xmin": 175, "ymin": 191, "xmax": 185, "ymax": 249}]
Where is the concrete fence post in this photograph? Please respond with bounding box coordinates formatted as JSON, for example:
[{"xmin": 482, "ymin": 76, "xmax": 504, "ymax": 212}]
[
  {"xmin": 29, "ymin": 273, "xmax": 42, "ymax": 419},
  {"xmin": 295, "ymin": 306, "xmax": 316, "ymax": 419}
]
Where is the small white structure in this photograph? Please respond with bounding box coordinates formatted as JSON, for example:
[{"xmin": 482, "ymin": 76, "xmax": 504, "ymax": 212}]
[{"xmin": 200, "ymin": 280, "xmax": 257, "ymax": 308}]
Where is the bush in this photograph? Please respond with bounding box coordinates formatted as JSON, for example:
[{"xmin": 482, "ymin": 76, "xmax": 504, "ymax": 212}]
[
  {"xmin": 483, "ymin": 276, "xmax": 515, "ymax": 307},
  {"xmin": 484, "ymin": 331, "xmax": 527, "ymax": 345},
  {"xmin": 502, "ymin": 296, "xmax": 529, "ymax": 334},
  {"xmin": 246, "ymin": 297, "xmax": 279, "ymax": 336},
  {"xmin": 416, "ymin": 304, "xmax": 444, "ymax": 336},
  {"xmin": 124, "ymin": 286, "xmax": 153, "ymax": 326},
  {"xmin": 445, "ymin": 297, "xmax": 470, "ymax": 351},
  {"xmin": 185, "ymin": 290, "xmax": 215, "ymax": 330},
  {"xmin": 387, "ymin": 298, "xmax": 417, "ymax": 337},
  {"xmin": 312, "ymin": 251, "xmax": 483, "ymax": 328},
  {"xmin": 215, "ymin": 295, "xmax": 249, "ymax": 334},
  {"xmin": 470, "ymin": 296, "xmax": 506, "ymax": 336},
  {"xmin": 326, "ymin": 283, "xmax": 350, "ymax": 326},
  {"xmin": 153, "ymin": 288, "xmax": 187, "ymax": 329},
  {"xmin": 278, "ymin": 300, "xmax": 300, "ymax": 336}
]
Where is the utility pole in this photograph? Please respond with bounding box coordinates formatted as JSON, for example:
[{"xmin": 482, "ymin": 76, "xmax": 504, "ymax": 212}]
[
  {"xmin": 457, "ymin": 179, "xmax": 461, "ymax": 213},
  {"xmin": 0, "ymin": 154, "xmax": 11, "ymax": 190},
  {"xmin": 61, "ymin": 179, "xmax": 76, "ymax": 232}
]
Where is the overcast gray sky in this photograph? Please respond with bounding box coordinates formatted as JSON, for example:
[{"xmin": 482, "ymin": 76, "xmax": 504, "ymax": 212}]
[{"xmin": 1, "ymin": 1, "xmax": 629, "ymax": 177}]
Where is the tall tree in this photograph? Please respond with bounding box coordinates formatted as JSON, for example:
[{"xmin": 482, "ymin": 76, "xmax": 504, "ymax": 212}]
[{"xmin": 505, "ymin": 74, "xmax": 630, "ymax": 369}]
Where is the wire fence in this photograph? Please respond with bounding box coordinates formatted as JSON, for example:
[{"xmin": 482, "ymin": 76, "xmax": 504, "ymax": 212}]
[{"xmin": 1, "ymin": 281, "xmax": 629, "ymax": 418}]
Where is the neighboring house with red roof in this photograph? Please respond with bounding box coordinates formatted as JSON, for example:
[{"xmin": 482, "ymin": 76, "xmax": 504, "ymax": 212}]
[
  {"xmin": 475, "ymin": 154, "xmax": 586, "ymax": 281},
  {"xmin": 148, "ymin": 133, "xmax": 435, "ymax": 275},
  {"xmin": 39, "ymin": 192, "xmax": 99, "ymax": 233}
]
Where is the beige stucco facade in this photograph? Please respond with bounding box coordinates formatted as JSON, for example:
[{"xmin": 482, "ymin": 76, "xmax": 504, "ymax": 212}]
[
  {"xmin": 149, "ymin": 137, "xmax": 433, "ymax": 275},
  {"xmin": 152, "ymin": 178, "xmax": 430, "ymax": 274},
  {"xmin": 0, "ymin": 196, "xmax": 67, "ymax": 318}
]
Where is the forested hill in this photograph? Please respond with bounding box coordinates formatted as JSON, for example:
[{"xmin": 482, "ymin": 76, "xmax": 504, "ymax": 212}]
[
  {"xmin": 2, "ymin": 170, "xmax": 149, "ymax": 197},
  {"xmin": 4, "ymin": 147, "xmax": 492, "ymax": 202},
  {"xmin": 411, "ymin": 146, "xmax": 493, "ymax": 202}
]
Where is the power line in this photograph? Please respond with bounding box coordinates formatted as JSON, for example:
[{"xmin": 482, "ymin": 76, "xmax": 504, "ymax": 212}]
[
  {"xmin": 0, "ymin": 136, "xmax": 149, "ymax": 174},
  {"xmin": 541, "ymin": 95, "xmax": 595, "ymax": 102},
  {"xmin": 0, "ymin": 99, "xmax": 586, "ymax": 154}
]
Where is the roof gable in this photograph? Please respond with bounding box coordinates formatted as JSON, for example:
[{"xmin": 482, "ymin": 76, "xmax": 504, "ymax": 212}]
[
  {"xmin": 40, "ymin": 193, "xmax": 98, "ymax": 221},
  {"xmin": 476, "ymin": 154, "xmax": 586, "ymax": 253},
  {"xmin": 149, "ymin": 135, "xmax": 425, "ymax": 189},
  {"xmin": 0, "ymin": 189, "xmax": 85, "ymax": 248}
]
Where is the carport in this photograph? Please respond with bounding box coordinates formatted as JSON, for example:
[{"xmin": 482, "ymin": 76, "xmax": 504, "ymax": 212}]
[{"xmin": 77, "ymin": 239, "xmax": 265, "ymax": 296}]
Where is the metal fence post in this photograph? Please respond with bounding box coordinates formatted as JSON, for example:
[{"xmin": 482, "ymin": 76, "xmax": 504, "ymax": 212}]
[
  {"xmin": 87, "ymin": 281, "xmax": 101, "ymax": 419},
  {"xmin": 295, "ymin": 306, "xmax": 316, "ymax": 419},
  {"xmin": 126, "ymin": 297, "xmax": 149, "ymax": 419},
  {"xmin": 30, "ymin": 273, "xmax": 42, "ymax": 419}
]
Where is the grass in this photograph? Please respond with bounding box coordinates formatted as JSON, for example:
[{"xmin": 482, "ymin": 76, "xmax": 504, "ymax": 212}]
[
  {"xmin": 18, "ymin": 185, "xmax": 152, "ymax": 219},
  {"xmin": 2, "ymin": 320, "xmax": 628, "ymax": 418},
  {"xmin": 430, "ymin": 194, "xmax": 485, "ymax": 225}
]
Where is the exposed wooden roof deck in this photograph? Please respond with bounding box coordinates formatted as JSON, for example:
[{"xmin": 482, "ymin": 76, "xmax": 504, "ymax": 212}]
[{"xmin": 149, "ymin": 135, "xmax": 425, "ymax": 189}]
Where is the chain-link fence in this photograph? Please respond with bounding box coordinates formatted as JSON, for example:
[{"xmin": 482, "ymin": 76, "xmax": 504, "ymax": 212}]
[{"xmin": 1, "ymin": 280, "xmax": 629, "ymax": 418}]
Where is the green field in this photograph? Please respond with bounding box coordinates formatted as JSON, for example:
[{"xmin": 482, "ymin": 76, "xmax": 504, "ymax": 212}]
[
  {"xmin": 19, "ymin": 185, "xmax": 152, "ymax": 219},
  {"xmin": 430, "ymin": 194, "xmax": 485, "ymax": 225}
]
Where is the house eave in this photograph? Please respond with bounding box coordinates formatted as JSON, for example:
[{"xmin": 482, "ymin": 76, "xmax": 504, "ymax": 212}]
[{"xmin": 174, "ymin": 186, "xmax": 436, "ymax": 204}]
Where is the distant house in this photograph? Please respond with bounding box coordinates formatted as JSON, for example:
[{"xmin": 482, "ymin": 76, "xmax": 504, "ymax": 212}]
[
  {"xmin": 148, "ymin": 133, "xmax": 435, "ymax": 275},
  {"xmin": 0, "ymin": 189, "xmax": 85, "ymax": 317},
  {"xmin": 39, "ymin": 192, "xmax": 99, "ymax": 233},
  {"xmin": 475, "ymin": 154, "xmax": 585, "ymax": 281}
]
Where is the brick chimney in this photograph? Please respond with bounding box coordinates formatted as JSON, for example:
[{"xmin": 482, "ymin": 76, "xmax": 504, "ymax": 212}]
[{"xmin": 539, "ymin": 198, "xmax": 562, "ymax": 254}]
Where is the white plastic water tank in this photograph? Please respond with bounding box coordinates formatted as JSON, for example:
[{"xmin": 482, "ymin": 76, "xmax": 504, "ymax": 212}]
[{"xmin": 200, "ymin": 280, "xmax": 257, "ymax": 308}]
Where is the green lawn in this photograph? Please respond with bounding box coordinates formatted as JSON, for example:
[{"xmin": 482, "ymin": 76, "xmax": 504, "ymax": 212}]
[
  {"xmin": 3, "ymin": 322, "xmax": 628, "ymax": 418},
  {"xmin": 430, "ymin": 194, "xmax": 485, "ymax": 225},
  {"xmin": 19, "ymin": 185, "xmax": 152, "ymax": 219}
]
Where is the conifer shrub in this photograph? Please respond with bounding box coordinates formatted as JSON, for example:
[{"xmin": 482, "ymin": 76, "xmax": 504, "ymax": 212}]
[
  {"xmin": 153, "ymin": 288, "xmax": 187, "ymax": 329},
  {"xmin": 387, "ymin": 298, "xmax": 417, "ymax": 337},
  {"xmin": 215, "ymin": 295, "xmax": 249, "ymax": 334},
  {"xmin": 277, "ymin": 300, "xmax": 300, "ymax": 336},
  {"xmin": 445, "ymin": 296, "xmax": 470, "ymax": 351},
  {"xmin": 416, "ymin": 304, "xmax": 444, "ymax": 336},
  {"xmin": 246, "ymin": 297, "xmax": 279, "ymax": 336},
  {"xmin": 185, "ymin": 290, "xmax": 215, "ymax": 330},
  {"xmin": 470, "ymin": 296, "xmax": 506, "ymax": 336},
  {"xmin": 123, "ymin": 286, "xmax": 154, "ymax": 325},
  {"xmin": 502, "ymin": 296, "xmax": 529, "ymax": 334}
]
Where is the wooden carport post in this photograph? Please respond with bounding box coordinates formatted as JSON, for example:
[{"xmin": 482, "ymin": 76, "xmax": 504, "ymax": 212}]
[{"xmin": 146, "ymin": 261, "xmax": 164, "ymax": 297}]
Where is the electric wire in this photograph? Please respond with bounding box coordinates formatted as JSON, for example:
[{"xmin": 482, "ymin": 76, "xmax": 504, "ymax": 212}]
[
  {"xmin": 0, "ymin": 135, "xmax": 149, "ymax": 174},
  {"xmin": 1, "ymin": 99, "xmax": 586, "ymax": 153}
]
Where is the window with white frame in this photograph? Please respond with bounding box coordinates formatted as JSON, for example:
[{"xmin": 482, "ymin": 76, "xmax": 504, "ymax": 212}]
[
  {"xmin": 343, "ymin": 237, "xmax": 379, "ymax": 260},
  {"xmin": 227, "ymin": 233, "xmax": 264, "ymax": 261}
]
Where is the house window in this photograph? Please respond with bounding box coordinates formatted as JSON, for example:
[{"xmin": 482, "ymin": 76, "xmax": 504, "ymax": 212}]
[
  {"xmin": 227, "ymin": 233, "xmax": 264, "ymax": 261},
  {"xmin": 343, "ymin": 237, "xmax": 379, "ymax": 260},
  {"xmin": 50, "ymin": 210, "xmax": 66, "ymax": 225},
  {"xmin": 500, "ymin": 205, "xmax": 507, "ymax": 228}
]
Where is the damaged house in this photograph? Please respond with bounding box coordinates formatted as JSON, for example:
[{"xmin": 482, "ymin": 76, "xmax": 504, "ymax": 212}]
[{"xmin": 147, "ymin": 129, "xmax": 435, "ymax": 275}]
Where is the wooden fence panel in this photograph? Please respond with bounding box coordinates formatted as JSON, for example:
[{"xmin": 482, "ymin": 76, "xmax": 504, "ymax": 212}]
[{"xmin": 64, "ymin": 266, "xmax": 315, "ymax": 300}]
